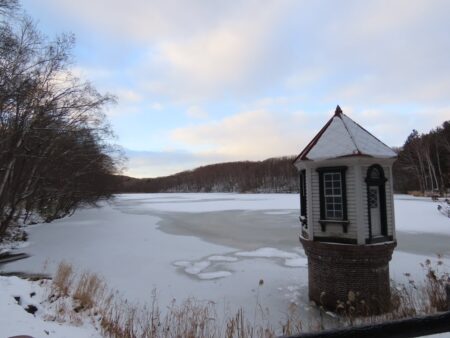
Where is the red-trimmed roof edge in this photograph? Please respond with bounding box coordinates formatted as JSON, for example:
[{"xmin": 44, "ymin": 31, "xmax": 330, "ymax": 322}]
[
  {"xmin": 293, "ymin": 105, "xmax": 396, "ymax": 164},
  {"xmin": 292, "ymin": 106, "xmax": 338, "ymax": 163},
  {"xmin": 341, "ymin": 113, "xmax": 397, "ymax": 157}
]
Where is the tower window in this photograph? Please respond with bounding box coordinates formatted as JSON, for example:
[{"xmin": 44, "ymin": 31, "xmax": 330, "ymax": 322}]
[
  {"xmin": 323, "ymin": 172, "xmax": 343, "ymax": 219},
  {"xmin": 317, "ymin": 166, "xmax": 348, "ymax": 229}
]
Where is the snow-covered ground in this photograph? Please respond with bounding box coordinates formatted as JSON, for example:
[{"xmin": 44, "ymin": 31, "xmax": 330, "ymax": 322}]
[
  {"xmin": 1, "ymin": 193, "xmax": 450, "ymax": 337},
  {"xmin": 0, "ymin": 275, "xmax": 102, "ymax": 337}
]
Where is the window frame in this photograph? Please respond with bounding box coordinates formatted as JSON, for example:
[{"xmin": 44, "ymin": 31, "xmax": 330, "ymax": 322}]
[
  {"xmin": 299, "ymin": 169, "xmax": 308, "ymax": 238},
  {"xmin": 365, "ymin": 164, "xmax": 389, "ymax": 243},
  {"xmin": 317, "ymin": 166, "xmax": 348, "ymax": 232},
  {"xmin": 299, "ymin": 170, "xmax": 307, "ymax": 219}
]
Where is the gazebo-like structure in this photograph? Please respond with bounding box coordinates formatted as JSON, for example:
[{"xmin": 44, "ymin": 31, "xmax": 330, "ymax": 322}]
[{"xmin": 294, "ymin": 105, "xmax": 397, "ymax": 311}]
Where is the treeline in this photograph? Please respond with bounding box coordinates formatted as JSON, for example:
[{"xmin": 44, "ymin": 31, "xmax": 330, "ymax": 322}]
[
  {"xmin": 117, "ymin": 120, "xmax": 450, "ymax": 195},
  {"xmin": 394, "ymin": 121, "xmax": 450, "ymax": 194},
  {"xmin": 117, "ymin": 157, "xmax": 299, "ymax": 193},
  {"xmin": 0, "ymin": 1, "xmax": 120, "ymax": 237}
]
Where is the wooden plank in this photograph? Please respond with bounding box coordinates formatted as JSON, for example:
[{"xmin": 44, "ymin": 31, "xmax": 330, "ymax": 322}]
[
  {"xmin": 282, "ymin": 311, "xmax": 450, "ymax": 338},
  {"xmin": 0, "ymin": 253, "xmax": 30, "ymax": 264},
  {"xmin": 446, "ymin": 284, "xmax": 450, "ymax": 311}
]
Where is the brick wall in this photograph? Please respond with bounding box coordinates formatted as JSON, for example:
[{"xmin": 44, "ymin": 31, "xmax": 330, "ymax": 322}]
[{"xmin": 300, "ymin": 237, "xmax": 396, "ymax": 313}]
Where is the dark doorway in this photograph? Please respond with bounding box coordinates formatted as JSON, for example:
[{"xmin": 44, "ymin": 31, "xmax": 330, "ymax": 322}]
[{"xmin": 365, "ymin": 164, "xmax": 388, "ymax": 242}]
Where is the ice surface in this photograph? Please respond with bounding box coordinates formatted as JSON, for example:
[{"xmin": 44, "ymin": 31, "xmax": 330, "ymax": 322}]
[
  {"xmin": 198, "ymin": 271, "xmax": 233, "ymax": 280},
  {"xmin": 185, "ymin": 261, "xmax": 211, "ymax": 275},
  {"xmin": 115, "ymin": 192, "xmax": 299, "ymax": 213},
  {"xmin": 395, "ymin": 195, "xmax": 450, "ymax": 235},
  {"xmin": 174, "ymin": 258, "xmax": 234, "ymax": 280},
  {"xmin": 235, "ymin": 247, "xmax": 308, "ymax": 267},
  {"xmin": 236, "ymin": 247, "xmax": 300, "ymax": 259},
  {"xmin": 2, "ymin": 193, "xmax": 450, "ymax": 333},
  {"xmin": 285, "ymin": 257, "xmax": 308, "ymax": 267},
  {"xmin": 208, "ymin": 255, "xmax": 238, "ymax": 262},
  {"xmin": 173, "ymin": 261, "xmax": 192, "ymax": 267},
  {"xmin": 264, "ymin": 211, "xmax": 294, "ymax": 215}
]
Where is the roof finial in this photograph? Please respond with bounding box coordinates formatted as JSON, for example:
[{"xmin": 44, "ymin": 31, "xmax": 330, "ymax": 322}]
[{"xmin": 334, "ymin": 105, "xmax": 343, "ymax": 116}]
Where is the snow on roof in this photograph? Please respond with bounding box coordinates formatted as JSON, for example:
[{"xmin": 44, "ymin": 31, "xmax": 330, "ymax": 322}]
[{"xmin": 295, "ymin": 106, "xmax": 397, "ymax": 162}]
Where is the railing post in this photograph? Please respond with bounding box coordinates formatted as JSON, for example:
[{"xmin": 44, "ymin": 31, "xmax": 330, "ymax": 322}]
[{"xmin": 446, "ymin": 283, "xmax": 450, "ymax": 311}]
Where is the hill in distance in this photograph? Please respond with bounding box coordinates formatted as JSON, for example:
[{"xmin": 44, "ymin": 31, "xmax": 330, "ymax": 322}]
[{"xmin": 115, "ymin": 156, "xmax": 300, "ymax": 193}]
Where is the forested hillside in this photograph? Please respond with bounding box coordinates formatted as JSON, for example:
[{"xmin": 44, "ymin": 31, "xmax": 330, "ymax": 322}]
[
  {"xmin": 117, "ymin": 120, "xmax": 450, "ymax": 195},
  {"xmin": 117, "ymin": 157, "xmax": 299, "ymax": 193},
  {"xmin": 393, "ymin": 121, "xmax": 450, "ymax": 194}
]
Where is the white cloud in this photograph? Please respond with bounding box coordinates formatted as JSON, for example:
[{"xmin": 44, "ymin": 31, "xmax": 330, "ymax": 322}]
[
  {"xmin": 171, "ymin": 110, "xmax": 313, "ymax": 160},
  {"xmin": 38, "ymin": 0, "xmax": 279, "ymax": 43},
  {"xmin": 158, "ymin": 16, "xmax": 266, "ymax": 94},
  {"xmin": 257, "ymin": 1, "xmax": 450, "ymax": 107},
  {"xmin": 250, "ymin": 97, "xmax": 290, "ymax": 109},
  {"xmin": 124, "ymin": 149, "xmax": 226, "ymax": 178},
  {"xmin": 150, "ymin": 102, "xmax": 163, "ymax": 110},
  {"xmin": 27, "ymin": 0, "xmax": 450, "ymax": 176},
  {"xmin": 39, "ymin": 0, "xmax": 298, "ymax": 100},
  {"xmin": 116, "ymin": 89, "xmax": 142, "ymax": 103},
  {"xmin": 69, "ymin": 66, "xmax": 112, "ymax": 82},
  {"xmin": 124, "ymin": 104, "xmax": 449, "ymax": 177},
  {"xmin": 330, "ymin": 106, "xmax": 450, "ymax": 147},
  {"xmin": 36, "ymin": 1, "xmax": 450, "ymax": 104},
  {"xmin": 186, "ymin": 106, "xmax": 208, "ymax": 119}
]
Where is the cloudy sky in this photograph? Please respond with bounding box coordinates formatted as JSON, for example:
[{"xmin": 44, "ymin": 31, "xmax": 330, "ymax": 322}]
[{"xmin": 22, "ymin": 0, "xmax": 450, "ymax": 177}]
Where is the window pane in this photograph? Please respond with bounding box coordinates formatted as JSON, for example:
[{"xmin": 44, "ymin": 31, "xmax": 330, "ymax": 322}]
[
  {"xmin": 322, "ymin": 170, "xmax": 345, "ymax": 220},
  {"xmin": 370, "ymin": 168, "xmax": 380, "ymax": 179}
]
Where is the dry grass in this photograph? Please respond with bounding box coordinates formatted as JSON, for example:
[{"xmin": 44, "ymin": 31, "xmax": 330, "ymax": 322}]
[
  {"xmin": 389, "ymin": 257, "xmax": 449, "ymax": 319},
  {"xmin": 100, "ymin": 295, "xmax": 278, "ymax": 338},
  {"xmin": 408, "ymin": 191, "xmax": 424, "ymax": 197},
  {"xmin": 280, "ymin": 303, "xmax": 303, "ymax": 336},
  {"xmin": 45, "ymin": 259, "xmax": 449, "ymax": 337},
  {"xmin": 73, "ymin": 271, "xmax": 106, "ymax": 310},
  {"xmin": 51, "ymin": 261, "xmax": 74, "ymax": 296},
  {"xmin": 48, "ymin": 262, "xmax": 281, "ymax": 337},
  {"xmin": 224, "ymin": 308, "xmax": 274, "ymax": 338},
  {"xmin": 333, "ymin": 257, "xmax": 450, "ymax": 328},
  {"xmin": 422, "ymin": 258, "xmax": 449, "ymax": 311}
]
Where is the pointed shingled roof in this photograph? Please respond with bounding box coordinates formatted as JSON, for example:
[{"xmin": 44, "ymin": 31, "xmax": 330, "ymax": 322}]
[{"xmin": 295, "ymin": 106, "xmax": 397, "ymax": 162}]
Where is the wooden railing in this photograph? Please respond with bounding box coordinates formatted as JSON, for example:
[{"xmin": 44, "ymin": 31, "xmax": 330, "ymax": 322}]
[{"xmin": 283, "ymin": 284, "xmax": 450, "ymax": 338}]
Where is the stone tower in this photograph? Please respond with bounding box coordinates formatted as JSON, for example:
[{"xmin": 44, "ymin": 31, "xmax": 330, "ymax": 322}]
[{"xmin": 294, "ymin": 106, "xmax": 397, "ymax": 311}]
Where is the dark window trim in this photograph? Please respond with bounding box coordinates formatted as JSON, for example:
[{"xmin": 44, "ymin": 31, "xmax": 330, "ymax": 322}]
[
  {"xmin": 318, "ymin": 219, "xmax": 349, "ymax": 233},
  {"xmin": 313, "ymin": 236, "xmax": 357, "ymax": 245},
  {"xmin": 317, "ymin": 166, "xmax": 348, "ymax": 233},
  {"xmin": 299, "ymin": 170, "xmax": 307, "ymax": 224},
  {"xmin": 365, "ymin": 164, "xmax": 388, "ymax": 242},
  {"xmin": 365, "ymin": 235, "xmax": 393, "ymax": 244}
]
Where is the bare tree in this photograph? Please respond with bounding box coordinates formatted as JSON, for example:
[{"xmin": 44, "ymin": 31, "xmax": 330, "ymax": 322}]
[
  {"xmin": 0, "ymin": 5, "xmax": 120, "ymax": 238},
  {"xmin": 0, "ymin": 0, "xmax": 18, "ymax": 14},
  {"xmin": 395, "ymin": 124, "xmax": 450, "ymax": 194}
]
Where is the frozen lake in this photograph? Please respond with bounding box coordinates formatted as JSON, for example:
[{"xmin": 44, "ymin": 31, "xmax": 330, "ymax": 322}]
[{"xmin": 2, "ymin": 193, "xmax": 450, "ymax": 325}]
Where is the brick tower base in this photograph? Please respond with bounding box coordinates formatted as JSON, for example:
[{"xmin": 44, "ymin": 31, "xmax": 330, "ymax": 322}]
[{"xmin": 300, "ymin": 237, "xmax": 396, "ymax": 313}]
